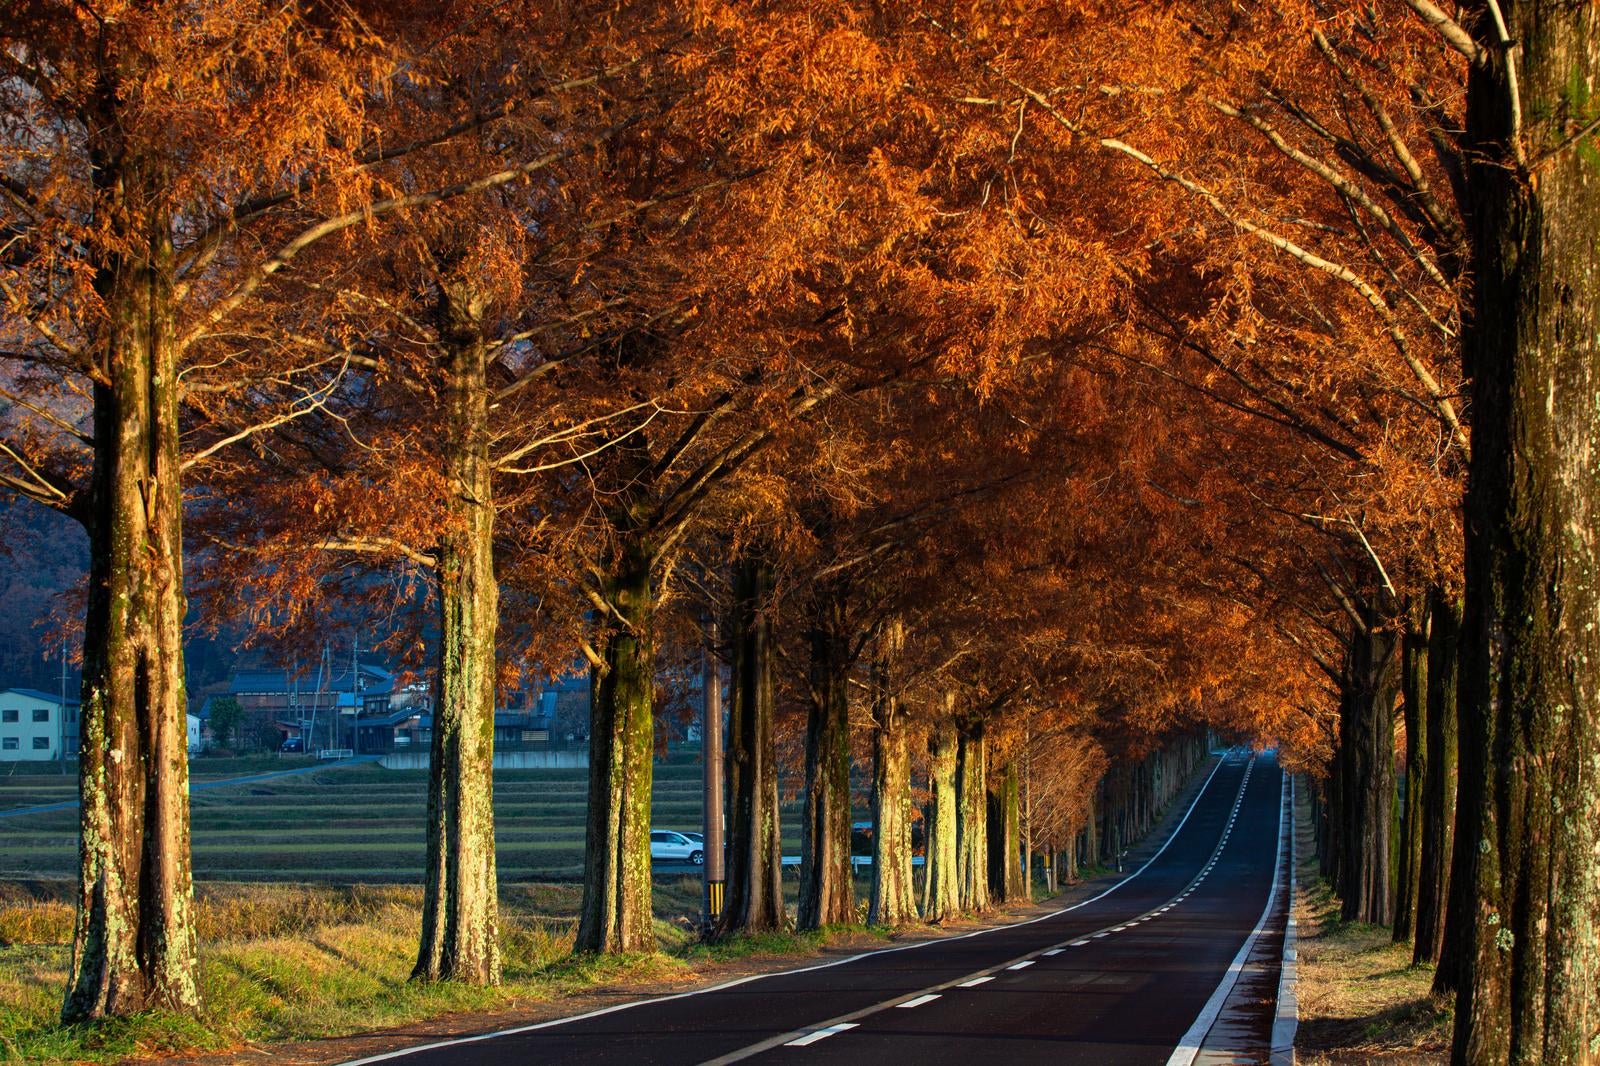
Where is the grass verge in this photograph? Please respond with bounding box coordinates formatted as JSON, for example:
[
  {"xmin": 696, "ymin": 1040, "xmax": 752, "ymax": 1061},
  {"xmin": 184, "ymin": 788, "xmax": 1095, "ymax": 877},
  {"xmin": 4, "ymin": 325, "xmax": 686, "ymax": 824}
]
[
  {"xmin": 0, "ymin": 878, "xmax": 896, "ymax": 1064},
  {"xmin": 1293, "ymin": 804, "xmax": 1451, "ymax": 1063}
]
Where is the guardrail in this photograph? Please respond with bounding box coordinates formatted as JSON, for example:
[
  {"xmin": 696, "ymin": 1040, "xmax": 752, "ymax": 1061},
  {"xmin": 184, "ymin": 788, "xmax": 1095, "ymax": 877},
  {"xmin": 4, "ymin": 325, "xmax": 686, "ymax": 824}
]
[{"xmin": 779, "ymin": 855, "xmax": 926, "ymax": 868}]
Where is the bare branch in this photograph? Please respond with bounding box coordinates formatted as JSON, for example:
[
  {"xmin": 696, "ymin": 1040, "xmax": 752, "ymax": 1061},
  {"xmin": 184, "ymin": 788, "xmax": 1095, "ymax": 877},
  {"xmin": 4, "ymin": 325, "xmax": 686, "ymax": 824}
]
[
  {"xmin": 1396, "ymin": 0, "xmax": 1485, "ymax": 64},
  {"xmin": 181, "ymin": 114, "xmax": 645, "ymax": 352},
  {"xmin": 180, "ymin": 362, "xmax": 350, "ymax": 471},
  {"xmin": 319, "ymin": 536, "xmax": 439, "ymax": 569}
]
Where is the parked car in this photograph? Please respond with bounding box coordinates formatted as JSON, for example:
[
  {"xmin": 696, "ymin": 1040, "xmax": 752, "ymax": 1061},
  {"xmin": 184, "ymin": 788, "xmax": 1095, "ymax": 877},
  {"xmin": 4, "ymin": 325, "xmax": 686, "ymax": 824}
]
[
  {"xmin": 280, "ymin": 737, "xmax": 305, "ymax": 753},
  {"xmin": 649, "ymin": 829, "xmax": 704, "ymax": 866}
]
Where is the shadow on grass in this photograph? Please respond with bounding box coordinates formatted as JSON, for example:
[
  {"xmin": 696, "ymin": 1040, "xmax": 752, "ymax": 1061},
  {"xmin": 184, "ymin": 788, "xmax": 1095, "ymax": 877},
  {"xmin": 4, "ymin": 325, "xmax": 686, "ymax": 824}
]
[{"xmin": 1298, "ymin": 992, "xmax": 1452, "ymax": 1056}]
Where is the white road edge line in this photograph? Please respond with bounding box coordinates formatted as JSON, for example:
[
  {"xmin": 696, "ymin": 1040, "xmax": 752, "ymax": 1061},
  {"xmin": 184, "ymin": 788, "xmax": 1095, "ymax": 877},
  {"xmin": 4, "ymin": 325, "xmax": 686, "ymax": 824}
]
[
  {"xmin": 1269, "ymin": 774, "xmax": 1300, "ymax": 1066},
  {"xmin": 785, "ymin": 1023, "xmax": 858, "ymax": 1047},
  {"xmin": 1165, "ymin": 761, "xmax": 1289, "ymax": 1066},
  {"xmin": 337, "ymin": 756, "xmax": 1239, "ymax": 1066}
]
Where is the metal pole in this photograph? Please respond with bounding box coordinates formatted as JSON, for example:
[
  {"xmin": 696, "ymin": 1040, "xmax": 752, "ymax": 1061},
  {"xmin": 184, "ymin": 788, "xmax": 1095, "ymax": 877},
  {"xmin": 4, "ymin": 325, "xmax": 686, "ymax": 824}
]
[
  {"xmin": 350, "ymin": 632, "xmax": 359, "ymax": 756},
  {"xmin": 58, "ymin": 635, "xmax": 67, "ymax": 770},
  {"xmin": 701, "ymin": 617, "xmax": 725, "ymax": 930}
]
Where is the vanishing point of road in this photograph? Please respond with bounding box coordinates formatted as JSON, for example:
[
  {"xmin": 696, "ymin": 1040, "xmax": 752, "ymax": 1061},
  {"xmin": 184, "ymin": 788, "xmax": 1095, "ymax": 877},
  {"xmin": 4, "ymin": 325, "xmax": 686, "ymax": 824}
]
[{"xmin": 341, "ymin": 749, "xmax": 1291, "ymax": 1066}]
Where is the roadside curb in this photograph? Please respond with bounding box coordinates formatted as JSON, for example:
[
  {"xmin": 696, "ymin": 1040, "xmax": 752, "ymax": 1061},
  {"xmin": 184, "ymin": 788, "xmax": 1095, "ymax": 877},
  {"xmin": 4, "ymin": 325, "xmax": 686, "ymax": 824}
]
[{"xmin": 1269, "ymin": 773, "xmax": 1302, "ymax": 1065}]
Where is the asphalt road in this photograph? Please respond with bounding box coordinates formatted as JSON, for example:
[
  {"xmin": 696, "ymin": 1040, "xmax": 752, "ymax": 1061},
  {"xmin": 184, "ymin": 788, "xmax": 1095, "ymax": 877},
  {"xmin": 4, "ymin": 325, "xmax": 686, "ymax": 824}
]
[{"xmin": 346, "ymin": 749, "xmax": 1286, "ymax": 1066}]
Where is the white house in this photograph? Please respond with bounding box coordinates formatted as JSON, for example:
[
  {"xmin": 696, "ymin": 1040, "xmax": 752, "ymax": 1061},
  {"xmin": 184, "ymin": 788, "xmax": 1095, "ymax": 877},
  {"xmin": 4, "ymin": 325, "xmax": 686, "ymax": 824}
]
[
  {"xmin": 0, "ymin": 690, "xmax": 201, "ymax": 759},
  {"xmin": 0, "ymin": 688, "xmax": 79, "ymax": 762}
]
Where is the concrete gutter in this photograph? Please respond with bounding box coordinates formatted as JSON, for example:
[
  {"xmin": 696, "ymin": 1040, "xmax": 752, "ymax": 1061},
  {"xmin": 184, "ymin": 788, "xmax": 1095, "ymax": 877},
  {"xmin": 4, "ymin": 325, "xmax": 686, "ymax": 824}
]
[{"xmin": 1269, "ymin": 773, "xmax": 1301, "ymax": 1065}]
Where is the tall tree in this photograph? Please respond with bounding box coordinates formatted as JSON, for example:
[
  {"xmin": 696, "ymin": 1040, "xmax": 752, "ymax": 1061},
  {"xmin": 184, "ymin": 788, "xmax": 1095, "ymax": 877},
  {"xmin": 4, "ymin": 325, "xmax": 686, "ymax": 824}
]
[{"xmin": 1445, "ymin": 1, "xmax": 1600, "ymax": 1060}]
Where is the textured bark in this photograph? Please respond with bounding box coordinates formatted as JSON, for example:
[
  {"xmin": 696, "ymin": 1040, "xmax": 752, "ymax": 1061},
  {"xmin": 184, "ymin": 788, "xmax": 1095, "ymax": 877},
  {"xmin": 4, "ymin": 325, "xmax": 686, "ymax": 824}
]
[
  {"xmin": 923, "ymin": 714, "xmax": 960, "ymax": 922},
  {"xmin": 867, "ymin": 621, "xmax": 915, "ymax": 926},
  {"xmin": 987, "ymin": 759, "xmax": 1022, "ymax": 904},
  {"xmin": 1454, "ymin": 7, "xmax": 1600, "ymax": 1060},
  {"xmin": 1419, "ymin": 590, "xmax": 1460, "ymax": 972},
  {"xmin": 575, "ymin": 532, "xmax": 656, "ymax": 954},
  {"xmin": 1319, "ymin": 740, "xmax": 1343, "ymax": 887},
  {"xmin": 955, "ymin": 719, "xmax": 990, "ymax": 912},
  {"xmin": 718, "ymin": 553, "xmax": 785, "ymax": 935},
  {"xmin": 1081, "ymin": 789, "xmax": 1098, "ymax": 875},
  {"xmin": 64, "ymin": 150, "xmax": 199, "ymax": 1022},
  {"xmin": 1337, "ymin": 611, "xmax": 1399, "ymax": 926},
  {"xmin": 414, "ymin": 290, "xmax": 500, "ymax": 985},
  {"xmin": 1395, "ymin": 596, "xmax": 1430, "ymax": 944},
  {"xmin": 797, "ymin": 584, "xmax": 856, "ymax": 930}
]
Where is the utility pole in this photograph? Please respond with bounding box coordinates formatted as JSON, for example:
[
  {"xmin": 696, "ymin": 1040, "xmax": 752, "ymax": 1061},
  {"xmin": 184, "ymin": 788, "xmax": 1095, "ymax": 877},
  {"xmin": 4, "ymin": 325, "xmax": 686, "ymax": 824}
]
[
  {"xmin": 307, "ymin": 642, "xmax": 328, "ymax": 756},
  {"xmin": 701, "ymin": 617, "xmax": 725, "ymax": 931},
  {"xmin": 350, "ymin": 632, "xmax": 360, "ymax": 756},
  {"xmin": 58, "ymin": 635, "xmax": 68, "ymax": 771}
]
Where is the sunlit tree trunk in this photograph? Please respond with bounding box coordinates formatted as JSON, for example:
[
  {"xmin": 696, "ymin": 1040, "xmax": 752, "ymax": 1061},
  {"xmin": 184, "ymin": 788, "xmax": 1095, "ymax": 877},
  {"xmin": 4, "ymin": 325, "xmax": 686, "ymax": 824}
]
[
  {"xmin": 576, "ymin": 468, "xmax": 657, "ymax": 953},
  {"xmin": 1337, "ymin": 609, "xmax": 1398, "ymax": 925},
  {"xmin": 987, "ymin": 759, "xmax": 1021, "ymax": 904},
  {"xmin": 956, "ymin": 718, "xmax": 990, "ymax": 912},
  {"xmin": 1081, "ymin": 790, "xmax": 1098, "ymax": 874},
  {"xmin": 867, "ymin": 620, "xmax": 915, "ymax": 926},
  {"xmin": 719, "ymin": 552, "xmax": 785, "ymax": 935},
  {"xmin": 1395, "ymin": 596, "xmax": 1429, "ymax": 944},
  {"xmin": 797, "ymin": 584, "xmax": 855, "ymax": 930},
  {"xmin": 1455, "ymin": 8, "xmax": 1600, "ymax": 1059},
  {"xmin": 414, "ymin": 288, "xmax": 500, "ymax": 985},
  {"xmin": 924, "ymin": 712, "xmax": 960, "ymax": 921},
  {"xmin": 1419, "ymin": 589, "xmax": 1460, "ymax": 972},
  {"xmin": 64, "ymin": 146, "xmax": 199, "ymax": 1023}
]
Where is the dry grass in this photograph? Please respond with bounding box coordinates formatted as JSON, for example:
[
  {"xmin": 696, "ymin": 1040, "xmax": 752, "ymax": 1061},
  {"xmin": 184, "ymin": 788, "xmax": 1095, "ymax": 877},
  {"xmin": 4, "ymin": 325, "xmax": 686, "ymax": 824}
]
[
  {"xmin": 0, "ymin": 875, "xmax": 863, "ymax": 1064},
  {"xmin": 1292, "ymin": 825, "xmax": 1452, "ymax": 1064}
]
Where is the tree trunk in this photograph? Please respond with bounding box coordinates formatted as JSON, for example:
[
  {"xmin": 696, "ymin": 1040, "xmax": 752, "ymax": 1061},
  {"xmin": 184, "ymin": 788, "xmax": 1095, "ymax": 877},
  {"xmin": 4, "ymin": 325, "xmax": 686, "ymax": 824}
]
[
  {"xmin": 868, "ymin": 621, "xmax": 915, "ymax": 926},
  {"xmin": 797, "ymin": 584, "xmax": 856, "ymax": 930},
  {"xmin": 414, "ymin": 292, "xmax": 500, "ymax": 985},
  {"xmin": 987, "ymin": 759, "xmax": 1021, "ymax": 904},
  {"xmin": 956, "ymin": 718, "xmax": 990, "ymax": 912},
  {"xmin": 1338, "ymin": 610, "xmax": 1399, "ymax": 926},
  {"xmin": 718, "ymin": 552, "xmax": 785, "ymax": 935},
  {"xmin": 1454, "ymin": 9, "xmax": 1600, "ymax": 1060},
  {"xmin": 65, "ymin": 183, "xmax": 200, "ymax": 1021},
  {"xmin": 924, "ymin": 713, "xmax": 960, "ymax": 922},
  {"xmin": 575, "ymin": 533, "xmax": 656, "ymax": 954},
  {"xmin": 1320, "ymin": 741, "xmax": 1343, "ymax": 886},
  {"xmin": 1418, "ymin": 590, "xmax": 1460, "ymax": 971},
  {"xmin": 1395, "ymin": 596, "xmax": 1430, "ymax": 944}
]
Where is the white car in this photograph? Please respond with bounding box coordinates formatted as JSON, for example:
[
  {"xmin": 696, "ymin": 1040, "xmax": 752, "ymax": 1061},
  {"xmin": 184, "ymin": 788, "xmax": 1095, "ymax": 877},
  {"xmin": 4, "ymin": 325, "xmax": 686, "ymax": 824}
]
[{"xmin": 649, "ymin": 829, "xmax": 704, "ymax": 866}]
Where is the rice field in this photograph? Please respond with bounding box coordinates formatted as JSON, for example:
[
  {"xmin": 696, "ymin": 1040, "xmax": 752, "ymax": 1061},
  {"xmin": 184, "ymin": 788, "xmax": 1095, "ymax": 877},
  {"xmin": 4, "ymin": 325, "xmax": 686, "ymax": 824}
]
[{"xmin": 0, "ymin": 758, "xmax": 805, "ymax": 883}]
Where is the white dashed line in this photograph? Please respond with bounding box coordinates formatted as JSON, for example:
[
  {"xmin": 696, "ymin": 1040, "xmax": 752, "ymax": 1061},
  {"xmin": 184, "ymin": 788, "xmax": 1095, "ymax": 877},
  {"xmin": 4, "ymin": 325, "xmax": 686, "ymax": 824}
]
[
  {"xmin": 897, "ymin": 994, "xmax": 941, "ymax": 1009},
  {"xmin": 1093, "ymin": 932, "xmax": 1110, "ymax": 939},
  {"xmin": 785, "ymin": 1023, "xmax": 858, "ymax": 1047},
  {"xmin": 1008, "ymin": 960, "xmax": 1035, "ymax": 970},
  {"xmin": 1043, "ymin": 949, "xmax": 1064, "ymax": 956},
  {"xmin": 1070, "ymin": 940, "xmax": 1090, "ymax": 947},
  {"xmin": 958, "ymin": 976, "xmax": 994, "ymax": 988}
]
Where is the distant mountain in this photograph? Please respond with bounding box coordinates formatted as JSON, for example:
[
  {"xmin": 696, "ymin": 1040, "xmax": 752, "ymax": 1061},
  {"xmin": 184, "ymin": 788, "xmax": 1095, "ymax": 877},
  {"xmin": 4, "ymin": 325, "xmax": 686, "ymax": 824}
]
[
  {"xmin": 0, "ymin": 501, "xmax": 241, "ymax": 698},
  {"xmin": 0, "ymin": 501, "xmax": 86, "ymax": 691}
]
